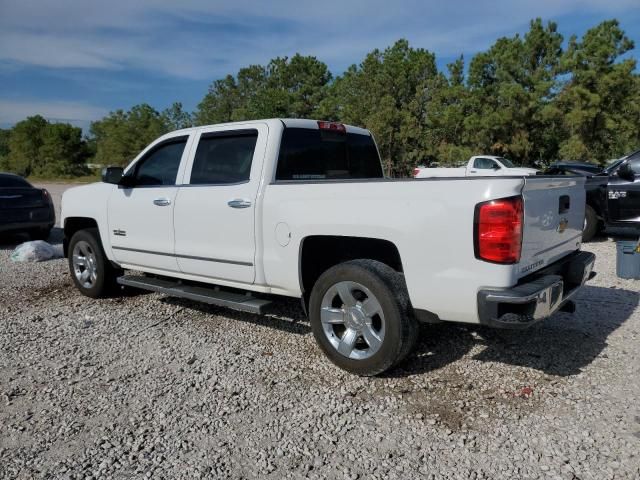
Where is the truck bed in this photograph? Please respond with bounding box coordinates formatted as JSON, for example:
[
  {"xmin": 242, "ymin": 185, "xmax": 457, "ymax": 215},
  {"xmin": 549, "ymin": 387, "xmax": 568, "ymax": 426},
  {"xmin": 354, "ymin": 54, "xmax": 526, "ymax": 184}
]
[{"xmin": 261, "ymin": 175, "xmax": 586, "ymax": 324}]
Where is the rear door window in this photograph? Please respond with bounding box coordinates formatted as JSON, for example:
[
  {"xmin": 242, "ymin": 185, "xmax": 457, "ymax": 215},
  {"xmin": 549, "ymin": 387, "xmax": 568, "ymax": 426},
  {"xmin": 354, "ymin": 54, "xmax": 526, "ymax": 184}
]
[
  {"xmin": 275, "ymin": 128, "xmax": 383, "ymax": 181},
  {"xmin": 189, "ymin": 130, "xmax": 258, "ymax": 185}
]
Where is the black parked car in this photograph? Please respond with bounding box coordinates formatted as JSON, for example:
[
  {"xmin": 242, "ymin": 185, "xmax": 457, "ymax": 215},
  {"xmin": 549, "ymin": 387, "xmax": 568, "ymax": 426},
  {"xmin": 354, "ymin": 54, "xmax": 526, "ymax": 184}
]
[
  {"xmin": 0, "ymin": 173, "xmax": 55, "ymax": 239},
  {"xmin": 543, "ymin": 155, "xmax": 640, "ymax": 241}
]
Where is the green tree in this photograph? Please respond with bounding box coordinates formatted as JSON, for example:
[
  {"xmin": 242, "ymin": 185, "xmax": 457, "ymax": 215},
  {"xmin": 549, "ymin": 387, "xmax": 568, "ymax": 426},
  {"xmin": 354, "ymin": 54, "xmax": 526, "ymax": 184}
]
[
  {"xmin": 557, "ymin": 20, "xmax": 637, "ymax": 162},
  {"xmin": 465, "ymin": 19, "xmax": 564, "ymax": 166},
  {"xmin": 162, "ymin": 102, "xmax": 193, "ymax": 130},
  {"xmin": 421, "ymin": 56, "xmax": 475, "ymax": 166},
  {"xmin": 0, "ymin": 128, "xmax": 10, "ymax": 170},
  {"xmin": 195, "ymin": 54, "xmax": 331, "ymax": 125},
  {"xmin": 35, "ymin": 123, "xmax": 89, "ymax": 177},
  {"xmin": 91, "ymin": 104, "xmax": 169, "ymax": 167},
  {"xmin": 4, "ymin": 116, "xmax": 89, "ymax": 177},
  {"xmin": 321, "ymin": 39, "xmax": 438, "ymax": 176},
  {"xmin": 5, "ymin": 115, "xmax": 48, "ymax": 176}
]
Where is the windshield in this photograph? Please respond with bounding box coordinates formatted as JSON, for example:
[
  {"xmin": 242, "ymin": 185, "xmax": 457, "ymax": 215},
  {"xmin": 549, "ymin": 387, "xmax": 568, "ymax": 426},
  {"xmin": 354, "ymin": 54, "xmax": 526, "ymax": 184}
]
[
  {"xmin": 604, "ymin": 158, "xmax": 625, "ymax": 174},
  {"xmin": 496, "ymin": 157, "xmax": 515, "ymax": 168}
]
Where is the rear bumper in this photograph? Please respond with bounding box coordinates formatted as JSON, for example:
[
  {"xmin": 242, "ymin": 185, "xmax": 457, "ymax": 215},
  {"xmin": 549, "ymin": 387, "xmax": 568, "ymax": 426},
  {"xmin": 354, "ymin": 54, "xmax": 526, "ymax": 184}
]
[
  {"xmin": 478, "ymin": 251, "xmax": 596, "ymax": 329},
  {"xmin": 0, "ymin": 206, "xmax": 55, "ymax": 234}
]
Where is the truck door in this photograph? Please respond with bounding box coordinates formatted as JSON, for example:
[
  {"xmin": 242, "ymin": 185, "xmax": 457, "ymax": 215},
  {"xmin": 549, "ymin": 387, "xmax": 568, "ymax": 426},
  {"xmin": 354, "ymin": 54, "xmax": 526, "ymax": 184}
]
[
  {"xmin": 108, "ymin": 135, "xmax": 191, "ymax": 272},
  {"xmin": 607, "ymin": 157, "xmax": 640, "ymax": 224},
  {"xmin": 173, "ymin": 123, "xmax": 268, "ymax": 284}
]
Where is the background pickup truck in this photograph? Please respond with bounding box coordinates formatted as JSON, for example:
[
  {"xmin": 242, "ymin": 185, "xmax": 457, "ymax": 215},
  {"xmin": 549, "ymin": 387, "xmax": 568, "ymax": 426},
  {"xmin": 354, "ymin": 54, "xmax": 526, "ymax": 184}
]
[
  {"xmin": 543, "ymin": 153, "xmax": 640, "ymax": 241},
  {"xmin": 61, "ymin": 119, "xmax": 595, "ymax": 375},
  {"xmin": 414, "ymin": 155, "xmax": 538, "ymax": 178}
]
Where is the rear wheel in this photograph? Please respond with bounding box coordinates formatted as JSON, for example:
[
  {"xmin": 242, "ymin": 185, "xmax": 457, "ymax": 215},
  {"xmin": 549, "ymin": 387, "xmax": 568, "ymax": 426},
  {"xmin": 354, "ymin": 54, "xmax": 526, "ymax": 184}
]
[
  {"xmin": 582, "ymin": 205, "xmax": 599, "ymax": 242},
  {"xmin": 68, "ymin": 228, "xmax": 122, "ymax": 298},
  {"xmin": 309, "ymin": 259, "xmax": 418, "ymax": 376}
]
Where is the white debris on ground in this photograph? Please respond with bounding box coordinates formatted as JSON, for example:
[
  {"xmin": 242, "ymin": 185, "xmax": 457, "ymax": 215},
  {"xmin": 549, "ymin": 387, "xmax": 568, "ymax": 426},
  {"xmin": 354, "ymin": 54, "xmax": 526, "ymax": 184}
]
[{"xmin": 9, "ymin": 240, "xmax": 62, "ymax": 263}]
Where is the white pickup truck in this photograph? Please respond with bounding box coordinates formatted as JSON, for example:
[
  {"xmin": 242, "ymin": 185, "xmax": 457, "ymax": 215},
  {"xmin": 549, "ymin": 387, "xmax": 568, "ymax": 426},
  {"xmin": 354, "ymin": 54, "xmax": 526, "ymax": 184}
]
[
  {"xmin": 414, "ymin": 155, "xmax": 538, "ymax": 178},
  {"xmin": 61, "ymin": 119, "xmax": 595, "ymax": 375}
]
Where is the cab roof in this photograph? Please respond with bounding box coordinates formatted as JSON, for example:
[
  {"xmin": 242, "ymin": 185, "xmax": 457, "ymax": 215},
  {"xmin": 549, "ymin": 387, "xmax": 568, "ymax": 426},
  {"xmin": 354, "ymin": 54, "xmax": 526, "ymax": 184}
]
[{"xmin": 169, "ymin": 119, "xmax": 371, "ymax": 137}]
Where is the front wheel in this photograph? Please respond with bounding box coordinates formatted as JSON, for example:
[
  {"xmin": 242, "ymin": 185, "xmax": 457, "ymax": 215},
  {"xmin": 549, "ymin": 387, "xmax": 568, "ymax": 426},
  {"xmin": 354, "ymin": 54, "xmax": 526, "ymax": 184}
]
[
  {"xmin": 309, "ymin": 259, "xmax": 418, "ymax": 376},
  {"xmin": 68, "ymin": 228, "xmax": 121, "ymax": 298}
]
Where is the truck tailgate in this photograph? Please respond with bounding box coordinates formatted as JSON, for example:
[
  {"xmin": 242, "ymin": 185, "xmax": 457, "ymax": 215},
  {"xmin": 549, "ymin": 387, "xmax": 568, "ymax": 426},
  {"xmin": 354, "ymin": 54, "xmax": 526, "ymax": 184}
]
[{"xmin": 518, "ymin": 176, "xmax": 586, "ymax": 278}]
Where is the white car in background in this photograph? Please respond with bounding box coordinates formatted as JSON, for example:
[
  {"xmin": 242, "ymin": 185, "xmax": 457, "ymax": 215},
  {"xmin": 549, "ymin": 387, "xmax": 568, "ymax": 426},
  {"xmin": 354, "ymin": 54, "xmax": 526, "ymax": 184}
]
[{"xmin": 414, "ymin": 155, "xmax": 538, "ymax": 178}]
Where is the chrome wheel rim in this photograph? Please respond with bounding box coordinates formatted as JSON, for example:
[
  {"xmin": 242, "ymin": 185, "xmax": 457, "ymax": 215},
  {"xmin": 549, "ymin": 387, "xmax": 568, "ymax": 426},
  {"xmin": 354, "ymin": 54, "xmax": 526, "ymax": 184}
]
[
  {"xmin": 72, "ymin": 240, "xmax": 98, "ymax": 289},
  {"xmin": 320, "ymin": 281, "xmax": 385, "ymax": 360}
]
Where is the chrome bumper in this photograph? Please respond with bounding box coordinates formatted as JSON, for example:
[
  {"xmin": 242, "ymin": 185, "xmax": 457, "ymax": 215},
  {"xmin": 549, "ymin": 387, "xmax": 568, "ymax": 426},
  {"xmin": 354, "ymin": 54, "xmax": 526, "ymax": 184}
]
[{"xmin": 477, "ymin": 251, "xmax": 596, "ymax": 328}]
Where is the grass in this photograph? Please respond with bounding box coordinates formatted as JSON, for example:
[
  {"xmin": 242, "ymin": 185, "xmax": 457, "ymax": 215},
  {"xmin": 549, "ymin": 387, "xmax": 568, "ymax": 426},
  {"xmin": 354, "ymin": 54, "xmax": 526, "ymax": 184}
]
[{"xmin": 27, "ymin": 173, "xmax": 100, "ymax": 184}]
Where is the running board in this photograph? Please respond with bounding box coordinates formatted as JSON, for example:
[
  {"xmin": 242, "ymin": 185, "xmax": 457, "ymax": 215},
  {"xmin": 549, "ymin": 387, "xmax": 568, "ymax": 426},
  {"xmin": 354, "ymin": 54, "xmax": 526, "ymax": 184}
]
[{"xmin": 117, "ymin": 275, "xmax": 272, "ymax": 315}]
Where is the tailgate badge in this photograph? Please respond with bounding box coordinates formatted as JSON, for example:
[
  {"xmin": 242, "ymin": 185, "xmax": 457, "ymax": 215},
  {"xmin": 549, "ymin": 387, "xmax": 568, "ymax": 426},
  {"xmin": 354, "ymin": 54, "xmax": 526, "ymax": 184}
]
[{"xmin": 557, "ymin": 218, "xmax": 568, "ymax": 233}]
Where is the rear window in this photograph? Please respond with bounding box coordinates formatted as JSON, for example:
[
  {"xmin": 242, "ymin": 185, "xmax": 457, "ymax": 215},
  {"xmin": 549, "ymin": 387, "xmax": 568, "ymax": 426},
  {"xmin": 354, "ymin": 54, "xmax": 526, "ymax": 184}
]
[
  {"xmin": 275, "ymin": 128, "xmax": 383, "ymax": 181},
  {"xmin": 190, "ymin": 130, "xmax": 258, "ymax": 185},
  {"xmin": 0, "ymin": 175, "xmax": 31, "ymax": 188}
]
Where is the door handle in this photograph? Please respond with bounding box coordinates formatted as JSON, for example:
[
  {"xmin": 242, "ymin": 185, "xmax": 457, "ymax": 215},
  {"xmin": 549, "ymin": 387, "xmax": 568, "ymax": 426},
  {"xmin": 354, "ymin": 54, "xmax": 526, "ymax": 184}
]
[
  {"xmin": 153, "ymin": 197, "xmax": 171, "ymax": 206},
  {"xmin": 227, "ymin": 199, "xmax": 252, "ymax": 209}
]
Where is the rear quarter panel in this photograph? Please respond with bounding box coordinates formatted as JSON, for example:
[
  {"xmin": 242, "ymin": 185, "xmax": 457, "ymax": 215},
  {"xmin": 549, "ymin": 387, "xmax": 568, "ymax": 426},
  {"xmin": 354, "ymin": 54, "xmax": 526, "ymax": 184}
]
[{"xmin": 261, "ymin": 177, "xmax": 526, "ymax": 323}]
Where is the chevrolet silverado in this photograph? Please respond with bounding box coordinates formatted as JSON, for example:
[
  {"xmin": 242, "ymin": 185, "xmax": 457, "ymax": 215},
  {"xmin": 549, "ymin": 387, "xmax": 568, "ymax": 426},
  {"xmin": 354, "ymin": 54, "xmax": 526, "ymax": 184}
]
[{"xmin": 61, "ymin": 119, "xmax": 595, "ymax": 375}]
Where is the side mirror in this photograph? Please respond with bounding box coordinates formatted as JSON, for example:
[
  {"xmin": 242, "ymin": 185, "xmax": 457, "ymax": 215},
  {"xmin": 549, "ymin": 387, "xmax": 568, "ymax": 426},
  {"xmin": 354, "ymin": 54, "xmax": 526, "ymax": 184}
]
[
  {"xmin": 492, "ymin": 164, "xmax": 501, "ymax": 170},
  {"xmin": 618, "ymin": 162, "xmax": 635, "ymax": 182},
  {"xmin": 101, "ymin": 166, "xmax": 124, "ymax": 184}
]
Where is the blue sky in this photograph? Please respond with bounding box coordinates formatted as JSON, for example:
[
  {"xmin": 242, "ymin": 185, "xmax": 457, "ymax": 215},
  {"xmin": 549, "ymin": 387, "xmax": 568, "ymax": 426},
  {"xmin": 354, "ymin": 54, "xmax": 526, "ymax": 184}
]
[{"xmin": 0, "ymin": 0, "xmax": 638, "ymax": 132}]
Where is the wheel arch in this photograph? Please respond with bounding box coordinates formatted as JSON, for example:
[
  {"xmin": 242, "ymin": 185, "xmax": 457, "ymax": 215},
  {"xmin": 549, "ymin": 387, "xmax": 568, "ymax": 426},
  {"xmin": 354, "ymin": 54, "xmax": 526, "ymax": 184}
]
[
  {"xmin": 298, "ymin": 235, "xmax": 404, "ymax": 313},
  {"xmin": 63, "ymin": 217, "xmax": 99, "ymax": 257}
]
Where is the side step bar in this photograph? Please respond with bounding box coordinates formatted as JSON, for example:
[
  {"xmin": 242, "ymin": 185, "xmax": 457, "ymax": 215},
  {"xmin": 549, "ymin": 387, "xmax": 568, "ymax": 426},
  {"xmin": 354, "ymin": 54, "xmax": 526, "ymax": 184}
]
[{"xmin": 117, "ymin": 275, "xmax": 272, "ymax": 315}]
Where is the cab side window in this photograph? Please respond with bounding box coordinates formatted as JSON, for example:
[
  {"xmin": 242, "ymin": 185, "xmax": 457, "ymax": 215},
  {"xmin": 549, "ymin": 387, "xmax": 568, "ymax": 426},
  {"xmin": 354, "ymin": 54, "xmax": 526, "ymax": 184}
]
[
  {"xmin": 131, "ymin": 137, "xmax": 188, "ymax": 186},
  {"xmin": 473, "ymin": 157, "xmax": 497, "ymax": 169},
  {"xmin": 189, "ymin": 130, "xmax": 258, "ymax": 185},
  {"xmin": 629, "ymin": 158, "xmax": 640, "ymax": 176}
]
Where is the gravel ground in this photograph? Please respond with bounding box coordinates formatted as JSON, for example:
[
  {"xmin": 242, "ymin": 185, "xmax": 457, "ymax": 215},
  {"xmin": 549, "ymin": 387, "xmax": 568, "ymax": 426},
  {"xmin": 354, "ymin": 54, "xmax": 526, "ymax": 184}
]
[{"xmin": 1, "ymin": 185, "xmax": 639, "ymax": 479}]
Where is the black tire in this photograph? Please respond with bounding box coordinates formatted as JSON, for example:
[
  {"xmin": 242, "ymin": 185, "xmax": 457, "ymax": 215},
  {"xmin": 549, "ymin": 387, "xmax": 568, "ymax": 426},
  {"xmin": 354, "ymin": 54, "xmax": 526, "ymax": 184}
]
[
  {"xmin": 309, "ymin": 259, "xmax": 418, "ymax": 376},
  {"xmin": 29, "ymin": 227, "xmax": 52, "ymax": 241},
  {"xmin": 68, "ymin": 228, "xmax": 122, "ymax": 298},
  {"xmin": 582, "ymin": 205, "xmax": 599, "ymax": 242}
]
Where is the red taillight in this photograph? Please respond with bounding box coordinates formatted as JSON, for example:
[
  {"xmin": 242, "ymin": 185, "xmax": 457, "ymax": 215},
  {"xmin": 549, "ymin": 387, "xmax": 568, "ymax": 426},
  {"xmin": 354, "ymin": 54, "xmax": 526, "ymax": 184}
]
[
  {"xmin": 317, "ymin": 121, "xmax": 346, "ymax": 134},
  {"xmin": 474, "ymin": 196, "xmax": 523, "ymax": 264},
  {"xmin": 413, "ymin": 168, "xmax": 421, "ymax": 177}
]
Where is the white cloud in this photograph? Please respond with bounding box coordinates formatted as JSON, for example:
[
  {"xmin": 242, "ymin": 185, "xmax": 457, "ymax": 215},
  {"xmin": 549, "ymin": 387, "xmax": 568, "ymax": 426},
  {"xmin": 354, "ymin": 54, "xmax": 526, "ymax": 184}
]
[{"xmin": 0, "ymin": 0, "xmax": 637, "ymax": 80}]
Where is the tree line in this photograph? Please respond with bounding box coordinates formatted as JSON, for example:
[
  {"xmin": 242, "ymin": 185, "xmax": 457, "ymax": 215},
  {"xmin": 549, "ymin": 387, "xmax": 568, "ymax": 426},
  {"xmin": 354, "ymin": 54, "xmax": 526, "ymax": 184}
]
[{"xmin": 0, "ymin": 18, "xmax": 637, "ymax": 178}]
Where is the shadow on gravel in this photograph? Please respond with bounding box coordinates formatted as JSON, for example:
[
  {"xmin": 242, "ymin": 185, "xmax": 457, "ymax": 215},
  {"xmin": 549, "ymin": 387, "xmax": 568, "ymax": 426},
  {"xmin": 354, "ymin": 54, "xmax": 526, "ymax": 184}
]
[
  {"xmin": 125, "ymin": 282, "xmax": 636, "ymax": 377},
  {"xmin": 0, "ymin": 227, "xmax": 63, "ymax": 248},
  {"xmin": 390, "ymin": 285, "xmax": 638, "ymax": 378},
  {"xmin": 160, "ymin": 296, "xmax": 311, "ymax": 335}
]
